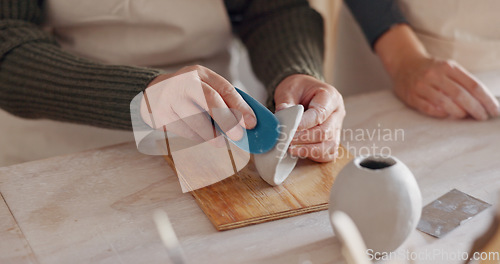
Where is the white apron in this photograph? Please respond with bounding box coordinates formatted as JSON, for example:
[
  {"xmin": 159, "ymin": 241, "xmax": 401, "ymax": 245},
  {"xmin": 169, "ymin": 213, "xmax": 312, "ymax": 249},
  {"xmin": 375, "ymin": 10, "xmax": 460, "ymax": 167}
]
[
  {"xmin": 0, "ymin": 0, "xmax": 265, "ymax": 166},
  {"xmin": 334, "ymin": 0, "xmax": 500, "ymax": 98},
  {"xmin": 398, "ymin": 0, "xmax": 500, "ymax": 94}
]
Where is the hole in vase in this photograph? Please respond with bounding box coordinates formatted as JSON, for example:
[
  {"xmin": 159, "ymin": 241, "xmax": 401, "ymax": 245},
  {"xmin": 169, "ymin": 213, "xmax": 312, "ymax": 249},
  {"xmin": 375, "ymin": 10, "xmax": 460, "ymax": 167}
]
[{"xmin": 359, "ymin": 156, "xmax": 396, "ymax": 170}]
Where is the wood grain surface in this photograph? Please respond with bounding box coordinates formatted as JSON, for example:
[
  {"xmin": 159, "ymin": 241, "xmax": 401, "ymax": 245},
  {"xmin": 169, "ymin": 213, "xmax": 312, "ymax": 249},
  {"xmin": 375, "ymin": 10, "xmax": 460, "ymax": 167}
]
[
  {"xmin": 164, "ymin": 145, "xmax": 353, "ymax": 231},
  {"xmin": 1, "ymin": 90, "xmax": 499, "ymax": 264},
  {"xmin": 0, "ymin": 192, "xmax": 38, "ymax": 264}
]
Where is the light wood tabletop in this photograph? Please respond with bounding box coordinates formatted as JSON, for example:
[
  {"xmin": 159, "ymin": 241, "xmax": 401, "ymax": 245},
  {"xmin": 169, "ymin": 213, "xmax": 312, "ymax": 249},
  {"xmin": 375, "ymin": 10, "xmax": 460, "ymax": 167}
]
[{"xmin": 1, "ymin": 90, "xmax": 499, "ymax": 264}]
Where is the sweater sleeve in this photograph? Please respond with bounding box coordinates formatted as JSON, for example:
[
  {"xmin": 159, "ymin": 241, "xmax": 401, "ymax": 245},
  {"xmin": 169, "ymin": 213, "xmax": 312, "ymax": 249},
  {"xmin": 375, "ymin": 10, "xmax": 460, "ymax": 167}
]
[
  {"xmin": 344, "ymin": 0, "xmax": 408, "ymax": 48},
  {"xmin": 0, "ymin": 0, "xmax": 163, "ymax": 130},
  {"xmin": 225, "ymin": 0, "xmax": 325, "ymax": 109}
]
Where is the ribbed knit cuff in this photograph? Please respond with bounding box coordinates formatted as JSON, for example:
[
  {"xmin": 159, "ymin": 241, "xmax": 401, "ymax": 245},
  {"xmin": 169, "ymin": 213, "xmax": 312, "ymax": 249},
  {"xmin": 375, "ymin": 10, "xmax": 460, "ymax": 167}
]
[
  {"xmin": 0, "ymin": 42, "xmax": 163, "ymax": 130},
  {"xmin": 238, "ymin": 2, "xmax": 325, "ymax": 110},
  {"xmin": 0, "ymin": 20, "xmax": 56, "ymax": 56}
]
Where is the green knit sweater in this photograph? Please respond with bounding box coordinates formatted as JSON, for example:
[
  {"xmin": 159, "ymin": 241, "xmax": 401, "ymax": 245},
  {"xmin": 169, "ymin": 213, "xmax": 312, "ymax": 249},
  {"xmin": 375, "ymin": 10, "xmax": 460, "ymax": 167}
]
[{"xmin": 0, "ymin": 0, "xmax": 324, "ymax": 130}]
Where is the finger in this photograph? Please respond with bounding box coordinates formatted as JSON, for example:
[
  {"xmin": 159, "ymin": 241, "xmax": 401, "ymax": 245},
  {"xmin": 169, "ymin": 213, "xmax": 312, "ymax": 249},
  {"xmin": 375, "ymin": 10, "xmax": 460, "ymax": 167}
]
[
  {"xmin": 274, "ymin": 91, "xmax": 300, "ymax": 112},
  {"xmin": 289, "ymin": 140, "xmax": 339, "ymax": 163},
  {"xmin": 438, "ymin": 76, "xmax": 488, "ymax": 120},
  {"xmin": 299, "ymin": 88, "xmax": 339, "ymax": 131},
  {"xmin": 172, "ymin": 103, "xmax": 216, "ymax": 142},
  {"xmin": 167, "ymin": 120, "xmax": 227, "ymax": 149},
  {"xmin": 199, "ymin": 82, "xmax": 244, "ymax": 141},
  {"xmin": 165, "ymin": 115, "xmax": 205, "ymax": 145},
  {"xmin": 292, "ymin": 111, "xmax": 342, "ymax": 144},
  {"xmin": 411, "ymin": 95, "xmax": 448, "ymax": 118},
  {"xmin": 416, "ymin": 84, "xmax": 467, "ymax": 118},
  {"xmin": 167, "ymin": 111, "xmax": 227, "ymax": 148},
  {"xmin": 445, "ymin": 63, "xmax": 500, "ymax": 117},
  {"xmin": 206, "ymin": 126, "xmax": 228, "ymax": 148},
  {"xmin": 212, "ymin": 108, "xmax": 245, "ymax": 142},
  {"xmin": 198, "ymin": 68, "xmax": 256, "ymax": 129}
]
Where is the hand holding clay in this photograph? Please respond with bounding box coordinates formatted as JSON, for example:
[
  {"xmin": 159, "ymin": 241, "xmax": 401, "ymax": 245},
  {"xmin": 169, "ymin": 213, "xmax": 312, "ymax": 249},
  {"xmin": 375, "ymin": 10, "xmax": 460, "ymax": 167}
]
[
  {"xmin": 141, "ymin": 67, "xmax": 257, "ymax": 145},
  {"xmin": 274, "ymin": 74, "xmax": 345, "ymax": 162},
  {"xmin": 390, "ymin": 57, "xmax": 500, "ymax": 120}
]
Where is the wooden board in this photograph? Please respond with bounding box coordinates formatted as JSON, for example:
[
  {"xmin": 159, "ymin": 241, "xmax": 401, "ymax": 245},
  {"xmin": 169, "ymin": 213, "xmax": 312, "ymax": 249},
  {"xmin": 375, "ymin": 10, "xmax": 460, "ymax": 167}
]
[{"xmin": 164, "ymin": 144, "xmax": 353, "ymax": 231}]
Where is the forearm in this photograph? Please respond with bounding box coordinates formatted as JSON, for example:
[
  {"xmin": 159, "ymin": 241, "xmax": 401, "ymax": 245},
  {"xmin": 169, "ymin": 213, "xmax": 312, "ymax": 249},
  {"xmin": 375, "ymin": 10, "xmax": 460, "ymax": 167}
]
[
  {"xmin": 374, "ymin": 24, "xmax": 429, "ymax": 77},
  {"xmin": 0, "ymin": 42, "xmax": 162, "ymax": 130},
  {"xmin": 227, "ymin": 0, "xmax": 345, "ymax": 161},
  {"xmin": 0, "ymin": 0, "xmax": 163, "ymax": 130},
  {"xmin": 227, "ymin": 0, "xmax": 325, "ymax": 108},
  {"xmin": 345, "ymin": 0, "xmax": 407, "ymax": 48}
]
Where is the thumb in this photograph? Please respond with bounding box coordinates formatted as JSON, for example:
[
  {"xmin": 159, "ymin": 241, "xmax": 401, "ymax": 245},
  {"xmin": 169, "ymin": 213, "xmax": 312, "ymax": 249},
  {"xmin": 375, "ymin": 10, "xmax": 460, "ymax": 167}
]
[{"xmin": 274, "ymin": 92, "xmax": 299, "ymax": 112}]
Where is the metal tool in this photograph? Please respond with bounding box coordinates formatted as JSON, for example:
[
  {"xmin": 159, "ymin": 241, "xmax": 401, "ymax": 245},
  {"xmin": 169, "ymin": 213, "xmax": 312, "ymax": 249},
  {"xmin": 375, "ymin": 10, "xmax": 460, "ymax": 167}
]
[{"xmin": 417, "ymin": 189, "xmax": 491, "ymax": 238}]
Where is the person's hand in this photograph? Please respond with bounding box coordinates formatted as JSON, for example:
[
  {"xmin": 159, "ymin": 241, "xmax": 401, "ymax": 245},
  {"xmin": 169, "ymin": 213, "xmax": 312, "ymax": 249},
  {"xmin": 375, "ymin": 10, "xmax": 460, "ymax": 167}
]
[
  {"xmin": 142, "ymin": 65, "xmax": 256, "ymax": 145},
  {"xmin": 375, "ymin": 24, "xmax": 500, "ymax": 120},
  {"xmin": 274, "ymin": 74, "xmax": 345, "ymax": 162},
  {"xmin": 392, "ymin": 57, "xmax": 500, "ymax": 120}
]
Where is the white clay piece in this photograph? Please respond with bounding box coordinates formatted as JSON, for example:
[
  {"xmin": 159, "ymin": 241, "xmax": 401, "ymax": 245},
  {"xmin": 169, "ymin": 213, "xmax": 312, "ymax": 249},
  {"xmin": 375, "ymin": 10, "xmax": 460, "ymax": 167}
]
[
  {"xmin": 329, "ymin": 155, "xmax": 422, "ymax": 254},
  {"xmin": 254, "ymin": 105, "xmax": 304, "ymax": 186}
]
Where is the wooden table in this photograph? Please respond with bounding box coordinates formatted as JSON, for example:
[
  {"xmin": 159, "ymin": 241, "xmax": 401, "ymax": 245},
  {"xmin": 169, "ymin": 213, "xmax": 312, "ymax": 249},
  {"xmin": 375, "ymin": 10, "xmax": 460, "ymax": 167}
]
[{"xmin": 1, "ymin": 90, "xmax": 499, "ymax": 264}]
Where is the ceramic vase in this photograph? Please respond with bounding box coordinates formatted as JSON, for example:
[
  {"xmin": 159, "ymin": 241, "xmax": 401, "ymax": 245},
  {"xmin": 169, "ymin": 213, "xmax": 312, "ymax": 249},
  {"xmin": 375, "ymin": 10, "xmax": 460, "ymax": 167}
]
[{"xmin": 329, "ymin": 155, "xmax": 422, "ymax": 254}]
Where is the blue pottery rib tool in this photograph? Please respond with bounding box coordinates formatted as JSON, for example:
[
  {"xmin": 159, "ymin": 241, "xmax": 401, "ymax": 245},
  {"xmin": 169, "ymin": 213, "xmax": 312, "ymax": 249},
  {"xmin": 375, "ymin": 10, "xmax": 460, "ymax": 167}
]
[{"xmin": 216, "ymin": 88, "xmax": 279, "ymax": 154}]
